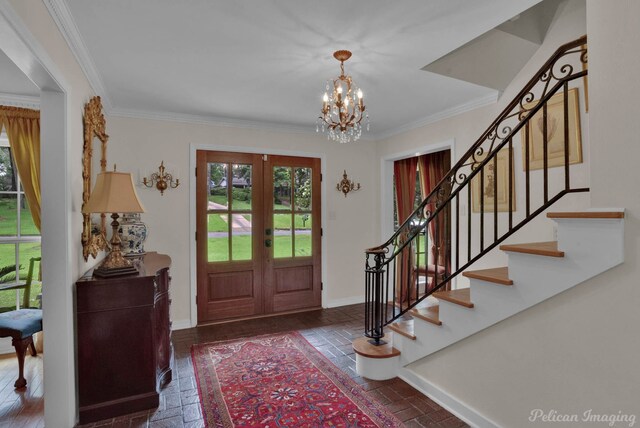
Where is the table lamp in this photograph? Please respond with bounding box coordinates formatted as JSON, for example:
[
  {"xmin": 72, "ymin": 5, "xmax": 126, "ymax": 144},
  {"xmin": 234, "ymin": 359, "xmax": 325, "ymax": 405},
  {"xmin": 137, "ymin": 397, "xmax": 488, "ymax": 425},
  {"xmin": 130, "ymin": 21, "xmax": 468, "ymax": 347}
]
[{"xmin": 82, "ymin": 168, "xmax": 145, "ymax": 277}]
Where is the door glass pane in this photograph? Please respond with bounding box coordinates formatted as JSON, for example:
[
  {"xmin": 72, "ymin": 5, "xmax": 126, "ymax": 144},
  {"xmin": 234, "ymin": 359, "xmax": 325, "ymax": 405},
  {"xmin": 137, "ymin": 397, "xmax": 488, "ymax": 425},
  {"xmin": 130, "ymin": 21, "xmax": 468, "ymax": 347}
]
[
  {"xmin": 0, "ymin": 147, "xmax": 17, "ymax": 192},
  {"xmin": 273, "ymin": 166, "xmax": 292, "ymax": 210},
  {"xmin": 294, "ymin": 214, "xmax": 312, "ymax": 257},
  {"xmin": 18, "ymin": 243, "xmax": 41, "ymax": 308},
  {"xmin": 208, "ymin": 213, "xmax": 229, "ymax": 262},
  {"xmin": 274, "ymin": 213, "xmax": 292, "ymax": 258},
  {"xmin": 0, "ymin": 194, "xmax": 17, "ymax": 236},
  {"xmin": 231, "ymin": 214, "xmax": 252, "ymax": 261},
  {"xmin": 208, "ymin": 163, "xmax": 228, "ymax": 209},
  {"xmin": 20, "ymin": 196, "xmax": 38, "ymax": 236},
  {"xmin": 231, "ymin": 164, "xmax": 252, "ymax": 210},
  {"xmin": 294, "ymin": 168, "xmax": 312, "ymax": 211}
]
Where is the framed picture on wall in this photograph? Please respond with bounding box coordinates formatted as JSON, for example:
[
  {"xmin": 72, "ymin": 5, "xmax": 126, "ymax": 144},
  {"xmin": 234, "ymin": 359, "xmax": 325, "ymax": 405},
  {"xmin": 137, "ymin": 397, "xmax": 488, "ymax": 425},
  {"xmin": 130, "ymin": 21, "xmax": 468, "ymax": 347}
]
[
  {"xmin": 471, "ymin": 147, "xmax": 515, "ymax": 213},
  {"xmin": 520, "ymin": 87, "xmax": 582, "ymax": 171}
]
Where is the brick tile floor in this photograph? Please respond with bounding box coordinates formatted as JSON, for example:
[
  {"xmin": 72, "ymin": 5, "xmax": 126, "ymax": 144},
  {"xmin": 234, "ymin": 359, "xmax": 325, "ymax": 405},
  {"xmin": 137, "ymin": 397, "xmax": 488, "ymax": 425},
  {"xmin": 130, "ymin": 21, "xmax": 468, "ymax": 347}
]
[{"xmin": 78, "ymin": 304, "xmax": 467, "ymax": 427}]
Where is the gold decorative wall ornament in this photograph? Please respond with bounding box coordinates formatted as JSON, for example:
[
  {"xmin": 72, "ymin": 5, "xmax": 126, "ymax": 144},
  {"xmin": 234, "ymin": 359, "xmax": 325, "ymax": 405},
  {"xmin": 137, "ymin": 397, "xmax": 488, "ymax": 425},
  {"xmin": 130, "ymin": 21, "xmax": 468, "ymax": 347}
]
[
  {"xmin": 82, "ymin": 96, "xmax": 109, "ymax": 261},
  {"xmin": 143, "ymin": 161, "xmax": 180, "ymax": 195},
  {"xmin": 336, "ymin": 170, "xmax": 361, "ymax": 197}
]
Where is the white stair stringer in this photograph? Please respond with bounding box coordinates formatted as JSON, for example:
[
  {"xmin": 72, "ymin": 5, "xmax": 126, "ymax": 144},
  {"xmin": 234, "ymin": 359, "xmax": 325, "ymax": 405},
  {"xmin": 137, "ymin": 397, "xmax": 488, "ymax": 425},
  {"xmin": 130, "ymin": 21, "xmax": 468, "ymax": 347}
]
[{"xmin": 360, "ymin": 213, "xmax": 625, "ymax": 373}]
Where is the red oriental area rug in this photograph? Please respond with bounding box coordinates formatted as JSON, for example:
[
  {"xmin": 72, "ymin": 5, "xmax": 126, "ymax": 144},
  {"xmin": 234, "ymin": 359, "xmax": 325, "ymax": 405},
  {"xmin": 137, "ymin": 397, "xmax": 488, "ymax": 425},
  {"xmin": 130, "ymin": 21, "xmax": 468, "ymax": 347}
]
[{"xmin": 191, "ymin": 332, "xmax": 403, "ymax": 427}]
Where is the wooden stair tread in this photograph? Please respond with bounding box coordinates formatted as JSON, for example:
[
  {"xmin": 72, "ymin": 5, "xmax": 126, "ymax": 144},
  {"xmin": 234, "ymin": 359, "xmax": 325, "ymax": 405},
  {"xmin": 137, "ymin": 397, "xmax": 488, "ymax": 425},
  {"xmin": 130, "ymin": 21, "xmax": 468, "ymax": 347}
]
[
  {"xmin": 500, "ymin": 241, "xmax": 564, "ymax": 257},
  {"xmin": 433, "ymin": 288, "xmax": 474, "ymax": 308},
  {"xmin": 388, "ymin": 320, "xmax": 416, "ymax": 340},
  {"xmin": 352, "ymin": 334, "xmax": 401, "ymax": 359},
  {"xmin": 463, "ymin": 267, "xmax": 513, "ymax": 285},
  {"xmin": 547, "ymin": 211, "xmax": 624, "ymax": 219},
  {"xmin": 410, "ymin": 305, "xmax": 442, "ymax": 326}
]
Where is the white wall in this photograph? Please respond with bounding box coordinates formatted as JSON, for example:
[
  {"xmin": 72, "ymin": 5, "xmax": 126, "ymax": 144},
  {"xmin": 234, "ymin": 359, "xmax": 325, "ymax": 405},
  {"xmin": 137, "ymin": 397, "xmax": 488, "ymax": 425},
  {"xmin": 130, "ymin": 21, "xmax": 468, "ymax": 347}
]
[
  {"xmin": 5, "ymin": 0, "xmax": 97, "ymax": 426},
  {"xmin": 105, "ymin": 116, "xmax": 378, "ymax": 325},
  {"xmin": 376, "ymin": 0, "xmax": 590, "ymax": 287},
  {"xmin": 396, "ymin": 1, "xmax": 640, "ymax": 426}
]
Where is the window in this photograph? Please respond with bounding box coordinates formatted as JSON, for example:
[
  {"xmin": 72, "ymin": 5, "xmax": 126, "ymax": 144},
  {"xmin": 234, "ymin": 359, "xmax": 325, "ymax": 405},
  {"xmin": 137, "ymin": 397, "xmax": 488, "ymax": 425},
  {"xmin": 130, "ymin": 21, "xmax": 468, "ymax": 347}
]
[
  {"xmin": 393, "ymin": 161, "xmax": 428, "ymax": 268},
  {"xmin": 0, "ymin": 133, "xmax": 41, "ymax": 311}
]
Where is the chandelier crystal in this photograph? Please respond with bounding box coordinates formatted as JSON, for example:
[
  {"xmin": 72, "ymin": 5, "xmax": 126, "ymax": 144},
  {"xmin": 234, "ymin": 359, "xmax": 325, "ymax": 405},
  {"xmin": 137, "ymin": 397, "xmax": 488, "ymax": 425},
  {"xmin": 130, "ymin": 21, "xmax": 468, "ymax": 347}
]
[{"xmin": 316, "ymin": 50, "xmax": 369, "ymax": 143}]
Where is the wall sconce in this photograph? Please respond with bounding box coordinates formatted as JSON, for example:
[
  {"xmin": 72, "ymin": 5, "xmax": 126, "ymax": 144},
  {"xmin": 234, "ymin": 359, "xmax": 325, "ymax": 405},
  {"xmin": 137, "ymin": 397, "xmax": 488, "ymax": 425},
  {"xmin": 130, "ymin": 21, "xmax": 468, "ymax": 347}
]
[
  {"xmin": 336, "ymin": 170, "xmax": 361, "ymax": 197},
  {"xmin": 143, "ymin": 161, "xmax": 180, "ymax": 195}
]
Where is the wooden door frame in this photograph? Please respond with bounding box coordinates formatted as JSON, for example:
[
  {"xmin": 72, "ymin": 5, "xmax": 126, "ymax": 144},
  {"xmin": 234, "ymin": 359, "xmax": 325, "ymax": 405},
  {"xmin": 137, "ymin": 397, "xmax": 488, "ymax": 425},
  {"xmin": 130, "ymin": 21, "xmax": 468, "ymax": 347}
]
[{"xmin": 188, "ymin": 143, "xmax": 327, "ymax": 328}]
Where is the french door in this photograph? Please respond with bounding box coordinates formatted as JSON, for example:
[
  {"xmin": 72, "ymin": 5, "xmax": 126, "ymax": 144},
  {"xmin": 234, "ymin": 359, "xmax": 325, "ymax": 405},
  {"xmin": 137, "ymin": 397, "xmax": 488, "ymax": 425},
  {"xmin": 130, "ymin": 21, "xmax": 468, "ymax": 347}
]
[{"xmin": 196, "ymin": 151, "xmax": 321, "ymax": 324}]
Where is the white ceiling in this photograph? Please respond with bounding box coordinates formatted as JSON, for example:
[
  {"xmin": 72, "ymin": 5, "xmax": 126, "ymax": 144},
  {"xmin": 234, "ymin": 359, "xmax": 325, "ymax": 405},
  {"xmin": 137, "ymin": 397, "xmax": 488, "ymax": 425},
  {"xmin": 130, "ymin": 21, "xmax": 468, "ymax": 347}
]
[
  {"xmin": 0, "ymin": 49, "xmax": 39, "ymax": 97},
  {"xmin": 57, "ymin": 0, "xmax": 542, "ymax": 137}
]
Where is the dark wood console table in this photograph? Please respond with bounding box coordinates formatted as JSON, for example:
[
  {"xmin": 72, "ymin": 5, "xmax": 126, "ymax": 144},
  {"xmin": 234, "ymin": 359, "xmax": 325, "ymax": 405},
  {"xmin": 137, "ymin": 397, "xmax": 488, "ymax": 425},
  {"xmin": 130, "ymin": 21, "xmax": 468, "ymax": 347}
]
[{"xmin": 76, "ymin": 252, "xmax": 173, "ymax": 424}]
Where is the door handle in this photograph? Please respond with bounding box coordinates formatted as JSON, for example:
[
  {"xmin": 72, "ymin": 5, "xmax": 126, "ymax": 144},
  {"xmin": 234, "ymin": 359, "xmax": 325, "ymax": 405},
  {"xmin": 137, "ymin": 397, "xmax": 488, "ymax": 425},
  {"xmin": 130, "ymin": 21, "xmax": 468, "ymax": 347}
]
[{"xmin": 265, "ymin": 239, "xmax": 272, "ymax": 248}]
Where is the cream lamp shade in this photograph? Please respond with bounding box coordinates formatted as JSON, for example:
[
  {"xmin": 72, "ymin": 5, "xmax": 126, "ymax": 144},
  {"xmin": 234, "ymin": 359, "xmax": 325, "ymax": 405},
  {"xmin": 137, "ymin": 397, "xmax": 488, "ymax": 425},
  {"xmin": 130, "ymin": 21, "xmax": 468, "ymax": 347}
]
[
  {"xmin": 82, "ymin": 171, "xmax": 145, "ymax": 214},
  {"xmin": 82, "ymin": 170, "xmax": 145, "ymax": 277}
]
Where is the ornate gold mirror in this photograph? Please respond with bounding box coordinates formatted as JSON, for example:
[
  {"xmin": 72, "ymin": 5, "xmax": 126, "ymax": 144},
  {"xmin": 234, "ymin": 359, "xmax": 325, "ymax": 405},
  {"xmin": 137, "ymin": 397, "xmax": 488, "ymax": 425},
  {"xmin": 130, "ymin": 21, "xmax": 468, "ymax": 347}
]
[{"xmin": 81, "ymin": 96, "xmax": 109, "ymax": 261}]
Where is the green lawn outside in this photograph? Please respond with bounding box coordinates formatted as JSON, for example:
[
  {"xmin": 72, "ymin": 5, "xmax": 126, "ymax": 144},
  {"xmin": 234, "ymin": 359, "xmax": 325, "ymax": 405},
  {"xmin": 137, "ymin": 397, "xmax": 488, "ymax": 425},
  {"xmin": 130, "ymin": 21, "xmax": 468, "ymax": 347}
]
[
  {"xmin": 208, "ymin": 234, "xmax": 312, "ymax": 262},
  {"xmin": 207, "ymin": 194, "xmax": 312, "ymax": 233},
  {"xmin": 0, "ymin": 198, "xmax": 38, "ymax": 236},
  {"xmin": 0, "ymin": 198, "xmax": 42, "ymax": 311},
  {"xmin": 0, "ymin": 242, "xmax": 42, "ymax": 312}
]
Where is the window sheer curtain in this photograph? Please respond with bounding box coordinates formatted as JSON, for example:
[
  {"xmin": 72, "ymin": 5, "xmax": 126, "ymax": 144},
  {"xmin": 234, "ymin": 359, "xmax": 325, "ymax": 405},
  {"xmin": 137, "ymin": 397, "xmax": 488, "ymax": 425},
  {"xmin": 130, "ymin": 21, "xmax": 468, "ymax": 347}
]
[
  {"xmin": 393, "ymin": 157, "xmax": 418, "ymax": 304},
  {"xmin": 0, "ymin": 106, "xmax": 41, "ymax": 232},
  {"xmin": 418, "ymin": 150, "xmax": 451, "ymax": 292}
]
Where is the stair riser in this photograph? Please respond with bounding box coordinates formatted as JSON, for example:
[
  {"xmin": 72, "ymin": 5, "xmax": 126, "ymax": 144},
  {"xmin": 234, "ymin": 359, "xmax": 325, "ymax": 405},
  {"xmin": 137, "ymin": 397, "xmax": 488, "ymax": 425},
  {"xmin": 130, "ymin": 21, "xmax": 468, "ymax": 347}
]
[{"xmin": 555, "ymin": 218, "xmax": 624, "ymax": 262}]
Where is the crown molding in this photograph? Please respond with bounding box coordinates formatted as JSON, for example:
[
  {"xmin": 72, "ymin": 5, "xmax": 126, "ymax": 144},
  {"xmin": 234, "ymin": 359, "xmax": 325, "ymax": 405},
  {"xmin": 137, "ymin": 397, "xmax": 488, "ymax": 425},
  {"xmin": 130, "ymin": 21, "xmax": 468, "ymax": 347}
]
[
  {"xmin": 109, "ymin": 106, "xmax": 378, "ymax": 142},
  {"xmin": 374, "ymin": 91, "xmax": 499, "ymax": 141},
  {"xmin": 108, "ymin": 107, "xmax": 323, "ymax": 136},
  {"xmin": 0, "ymin": 93, "xmax": 40, "ymax": 109},
  {"xmin": 43, "ymin": 0, "xmax": 111, "ymax": 109}
]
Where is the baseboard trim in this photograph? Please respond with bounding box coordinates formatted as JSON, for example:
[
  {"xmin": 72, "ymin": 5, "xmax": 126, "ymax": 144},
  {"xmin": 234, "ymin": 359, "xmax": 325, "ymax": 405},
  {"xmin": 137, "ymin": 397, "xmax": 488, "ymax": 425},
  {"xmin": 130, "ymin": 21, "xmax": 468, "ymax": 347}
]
[
  {"xmin": 171, "ymin": 319, "xmax": 193, "ymax": 331},
  {"xmin": 398, "ymin": 368, "xmax": 500, "ymax": 428},
  {"xmin": 324, "ymin": 295, "xmax": 364, "ymax": 308}
]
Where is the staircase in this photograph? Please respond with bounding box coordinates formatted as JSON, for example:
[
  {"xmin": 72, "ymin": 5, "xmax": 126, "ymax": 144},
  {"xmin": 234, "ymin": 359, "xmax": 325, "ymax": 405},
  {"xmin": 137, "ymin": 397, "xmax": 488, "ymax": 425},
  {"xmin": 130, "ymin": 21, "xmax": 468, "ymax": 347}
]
[
  {"xmin": 353, "ymin": 36, "xmax": 625, "ymax": 385},
  {"xmin": 354, "ymin": 211, "xmax": 624, "ymax": 379}
]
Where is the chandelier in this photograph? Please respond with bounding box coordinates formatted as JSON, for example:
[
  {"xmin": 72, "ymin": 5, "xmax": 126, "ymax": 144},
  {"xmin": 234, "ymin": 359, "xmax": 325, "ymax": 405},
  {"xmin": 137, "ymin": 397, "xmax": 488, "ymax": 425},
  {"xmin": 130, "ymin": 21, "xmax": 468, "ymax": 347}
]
[{"xmin": 317, "ymin": 50, "xmax": 369, "ymax": 143}]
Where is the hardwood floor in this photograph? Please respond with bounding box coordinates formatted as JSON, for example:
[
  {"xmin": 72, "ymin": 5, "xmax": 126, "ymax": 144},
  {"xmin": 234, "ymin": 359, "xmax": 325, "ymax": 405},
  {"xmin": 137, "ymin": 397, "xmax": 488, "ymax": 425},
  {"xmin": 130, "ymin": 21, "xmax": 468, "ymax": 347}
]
[
  {"xmin": 0, "ymin": 304, "xmax": 467, "ymax": 427},
  {"xmin": 0, "ymin": 352, "xmax": 44, "ymax": 427}
]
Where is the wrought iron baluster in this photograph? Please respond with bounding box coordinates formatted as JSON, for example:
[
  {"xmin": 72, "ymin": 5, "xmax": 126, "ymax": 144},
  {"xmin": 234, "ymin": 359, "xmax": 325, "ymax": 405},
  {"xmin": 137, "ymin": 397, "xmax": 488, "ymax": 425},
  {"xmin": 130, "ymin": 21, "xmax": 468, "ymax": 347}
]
[
  {"xmin": 564, "ymin": 81, "xmax": 570, "ymax": 190},
  {"xmin": 480, "ymin": 164, "xmax": 485, "ymax": 252},
  {"xmin": 455, "ymin": 195, "xmax": 460, "ymax": 272},
  {"xmin": 493, "ymin": 154, "xmax": 498, "ymax": 243},
  {"xmin": 543, "ymin": 103, "xmax": 549, "ymax": 204},
  {"xmin": 509, "ymin": 138, "xmax": 513, "ymax": 229},
  {"xmin": 526, "ymin": 124, "xmax": 531, "ymax": 217}
]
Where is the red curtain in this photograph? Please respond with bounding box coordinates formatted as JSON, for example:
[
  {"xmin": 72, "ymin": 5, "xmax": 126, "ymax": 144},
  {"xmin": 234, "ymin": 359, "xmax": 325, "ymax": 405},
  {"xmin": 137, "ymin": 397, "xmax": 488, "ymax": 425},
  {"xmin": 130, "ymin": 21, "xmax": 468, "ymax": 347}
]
[
  {"xmin": 418, "ymin": 150, "xmax": 451, "ymax": 291},
  {"xmin": 393, "ymin": 157, "xmax": 418, "ymax": 304}
]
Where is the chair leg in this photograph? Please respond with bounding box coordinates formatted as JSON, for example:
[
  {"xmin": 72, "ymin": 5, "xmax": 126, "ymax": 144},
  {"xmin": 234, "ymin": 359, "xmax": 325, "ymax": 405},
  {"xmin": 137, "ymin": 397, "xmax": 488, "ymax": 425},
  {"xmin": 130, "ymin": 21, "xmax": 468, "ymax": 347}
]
[
  {"xmin": 29, "ymin": 340, "xmax": 37, "ymax": 357},
  {"xmin": 11, "ymin": 336, "xmax": 33, "ymax": 388}
]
